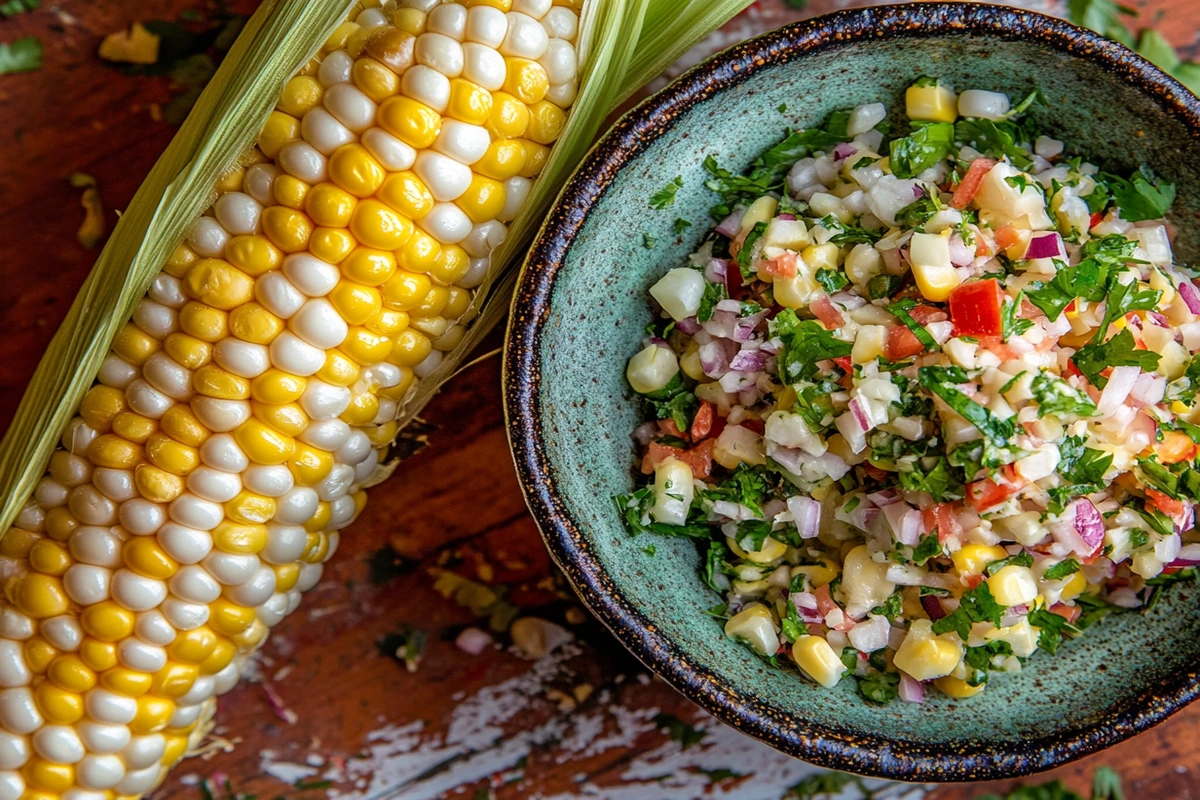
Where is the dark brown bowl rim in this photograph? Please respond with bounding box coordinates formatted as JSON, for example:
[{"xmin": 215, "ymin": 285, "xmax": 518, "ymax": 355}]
[{"xmin": 503, "ymin": 1, "xmax": 1200, "ymax": 782}]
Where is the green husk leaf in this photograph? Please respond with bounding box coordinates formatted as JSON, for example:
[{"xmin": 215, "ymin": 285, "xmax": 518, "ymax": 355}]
[{"xmin": 0, "ymin": 0, "xmax": 356, "ymax": 535}]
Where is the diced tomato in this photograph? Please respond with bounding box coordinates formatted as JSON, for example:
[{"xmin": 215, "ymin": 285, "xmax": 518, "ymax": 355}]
[
  {"xmin": 950, "ymin": 157, "xmax": 997, "ymax": 209},
  {"xmin": 812, "ymin": 584, "xmax": 838, "ymax": 616},
  {"xmin": 657, "ymin": 418, "xmax": 684, "ymax": 438},
  {"xmin": 1146, "ymin": 488, "xmax": 1186, "ymax": 520},
  {"xmin": 740, "ymin": 417, "xmax": 765, "ymax": 436},
  {"xmin": 1155, "ymin": 430, "xmax": 1197, "ymax": 465},
  {"xmin": 949, "ymin": 278, "xmax": 1004, "ymax": 337},
  {"xmin": 994, "ymin": 225, "xmax": 1023, "ymax": 252},
  {"xmin": 920, "ymin": 503, "xmax": 964, "ymax": 543},
  {"xmin": 886, "ymin": 324, "xmax": 925, "ymax": 359},
  {"xmin": 907, "ymin": 305, "xmax": 945, "ymax": 325},
  {"xmin": 811, "ymin": 293, "xmax": 845, "ymax": 328},
  {"xmin": 1049, "ymin": 603, "xmax": 1082, "ymax": 623},
  {"xmin": 690, "ymin": 401, "xmax": 715, "ymax": 441},
  {"xmin": 709, "ymin": 413, "xmax": 728, "ymax": 442},
  {"xmin": 976, "ymin": 335, "xmax": 1015, "ymax": 361},
  {"xmin": 966, "ymin": 466, "xmax": 1026, "ymax": 512},
  {"xmin": 963, "ymin": 573, "xmax": 984, "ymax": 590},
  {"xmin": 805, "ymin": 622, "xmax": 825, "ymax": 637},
  {"xmin": 764, "ymin": 252, "xmax": 797, "ymax": 279},
  {"xmin": 863, "ymin": 463, "xmax": 889, "ymax": 482},
  {"xmin": 641, "ymin": 441, "xmax": 683, "ymax": 474},
  {"xmin": 833, "ymin": 356, "xmax": 854, "ymax": 375},
  {"xmin": 725, "ymin": 260, "xmax": 744, "ymax": 299},
  {"xmin": 640, "ymin": 439, "xmax": 714, "ymax": 478},
  {"xmin": 1089, "ymin": 211, "xmax": 1103, "ymax": 230}
]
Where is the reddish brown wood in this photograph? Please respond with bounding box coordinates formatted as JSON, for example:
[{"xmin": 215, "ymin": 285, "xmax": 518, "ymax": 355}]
[{"xmin": 1, "ymin": 1, "xmax": 1198, "ymax": 798}]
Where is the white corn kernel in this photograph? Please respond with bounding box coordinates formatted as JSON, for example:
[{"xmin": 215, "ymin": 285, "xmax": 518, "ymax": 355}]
[
  {"xmin": 724, "ymin": 604, "xmax": 780, "ymax": 657},
  {"xmin": 626, "ymin": 345, "xmax": 679, "ymax": 395}
]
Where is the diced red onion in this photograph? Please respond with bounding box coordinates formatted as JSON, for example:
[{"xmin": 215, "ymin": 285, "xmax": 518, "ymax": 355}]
[
  {"xmin": 948, "ymin": 236, "xmax": 975, "ymax": 267},
  {"xmin": 675, "ymin": 316, "xmax": 701, "ymax": 335},
  {"xmin": 455, "ymin": 627, "xmax": 494, "ymax": 655},
  {"xmin": 787, "ymin": 495, "xmax": 822, "ymax": 539},
  {"xmin": 730, "ymin": 349, "xmax": 770, "ymax": 372},
  {"xmin": 899, "ymin": 673, "xmax": 925, "ymax": 703},
  {"xmin": 704, "ymin": 259, "xmax": 728, "ymax": 284},
  {"xmin": 715, "ymin": 298, "xmax": 742, "ymax": 313},
  {"xmin": 849, "ymin": 397, "xmax": 872, "ymax": 432},
  {"xmin": 883, "ymin": 503, "xmax": 921, "ymax": 546},
  {"xmin": 880, "ymin": 247, "xmax": 902, "ymax": 271},
  {"xmin": 699, "ymin": 339, "xmax": 737, "ymax": 378},
  {"xmin": 866, "ymin": 490, "xmax": 899, "ymax": 507},
  {"xmin": 1026, "ymin": 233, "xmax": 1065, "ymax": 260},
  {"xmin": 1179, "ymin": 280, "xmax": 1200, "ymax": 314},
  {"xmin": 716, "ymin": 209, "xmax": 744, "ymax": 238},
  {"xmin": 1043, "ymin": 314, "xmax": 1072, "ymax": 337},
  {"xmin": 1130, "ymin": 373, "xmax": 1166, "ymax": 406},
  {"xmin": 734, "ymin": 310, "xmax": 771, "ymax": 342},
  {"xmin": 912, "ymin": 184, "xmax": 924, "ymax": 198},
  {"xmin": 1072, "ymin": 498, "xmax": 1106, "ymax": 551},
  {"xmin": 1148, "ymin": 311, "xmax": 1170, "ymax": 327},
  {"xmin": 1097, "ymin": 366, "xmax": 1140, "ymax": 415},
  {"xmin": 926, "ymin": 321, "xmax": 955, "ymax": 345},
  {"xmin": 920, "ymin": 595, "xmax": 946, "ymax": 621},
  {"xmin": 777, "ymin": 213, "xmax": 797, "ymax": 221},
  {"xmin": 833, "ymin": 143, "xmax": 857, "ymax": 162},
  {"xmin": 701, "ymin": 309, "xmax": 739, "ymax": 339},
  {"xmin": 719, "ymin": 370, "xmax": 757, "ymax": 393}
]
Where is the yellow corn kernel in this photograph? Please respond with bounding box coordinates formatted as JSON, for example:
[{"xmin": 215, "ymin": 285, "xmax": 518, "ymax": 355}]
[
  {"xmin": 28, "ymin": 540, "xmax": 71, "ymax": 577},
  {"xmin": 447, "ymin": 78, "xmax": 493, "ymax": 125},
  {"xmin": 380, "ymin": 270, "xmax": 432, "ymax": 311},
  {"xmin": 526, "ymin": 100, "xmax": 566, "ymax": 145},
  {"xmin": 341, "ymin": 328, "xmax": 393, "ymax": 365},
  {"xmin": 1059, "ymin": 570, "xmax": 1088, "ymax": 603},
  {"xmin": 87, "ymin": 434, "xmax": 141, "ymax": 470},
  {"xmin": 310, "ymin": 227, "xmax": 357, "ymax": 263},
  {"xmin": 215, "ymin": 167, "xmax": 244, "ymax": 194},
  {"xmin": 487, "ymin": 92, "xmax": 530, "ymax": 139},
  {"xmin": 330, "ymin": 144, "xmax": 387, "ymax": 198},
  {"xmin": 455, "ymin": 175, "xmax": 506, "ymax": 224},
  {"xmin": 14, "ymin": 574, "xmax": 69, "ymax": 619},
  {"xmin": 102, "ymin": 667, "xmax": 152, "ymax": 698},
  {"xmin": 475, "ymin": 138, "xmax": 527, "ymax": 180},
  {"xmin": 390, "ymin": 6, "xmax": 424, "ymax": 34},
  {"xmin": 388, "ymin": 329, "xmax": 432, "ymax": 367},
  {"xmin": 123, "ymin": 537, "xmax": 178, "ymax": 580},
  {"xmin": 502, "ymin": 58, "xmax": 547, "ymax": 105},
  {"xmin": 130, "ymin": 695, "xmax": 174, "ymax": 735},
  {"xmin": 160, "ymin": 405, "xmax": 210, "ymax": 447},
  {"xmin": 987, "ymin": 565, "xmax": 1039, "ymax": 607},
  {"xmin": 179, "ymin": 302, "xmax": 230, "ymax": 343},
  {"xmin": 301, "ymin": 531, "xmax": 330, "ymax": 562},
  {"xmin": 273, "ymin": 563, "xmax": 301, "ymax": 593},
  {"xmin": 152, "ymin": 661, "xmax": 199, "ymax": 698},
  {"xmin": 366, "ymin": 308, "xmax": 408, "ymax": 336},
  {"xmin": 324, "ymin": 20, "xmax": 358, "ymax": 52},
  {"xmin": 379, "ymin": 95, "xmax": 443, "ymax": 149},
  {"xmin": 363, "ymin": 25, "xmax": 416, "ymax": 73},
  {"xmin": 379, "ymin": 171, "xmax": 435, "ymax": 220},
  {"xmin": 443, "ymin": 286, "xmax": 471, "ymax": 319},
  {"xmin": 396, "ymin": 230, "xmax": 440, "ymax": 275},
  {"xmin": 24, "ymin": 638, "xmax": 57, "ymax": 673},
  {"xmin": 209, "ymin": 520, "xmax": 268, "ymax": 556},
  {"xmin": 47, "ymin": 655, "xmax": 96, "ymax": 693},
  {"xmin": 912, "ymin": 261, "xmax": 963, "ymax": 303},
  {"xmin": 24, "ymin": 757, "xmax": 75, "ymax": 792},
  {"xmin": 79, "ymin": 385, "xmax": 127, "ymax": 431},
  {"xmin": 167, "ymin": 626, "xmax": 218, "ymax": 664},
  {"xmin": 225, "ymin": 492, "xmax": 277, "ymax": 525},
  {"xmin": 234, "ymin": 419, "xmax": 296, "ymax": 465},
  {"xmin": 318, "ymin": 350, "xmax": 361, "ymax": 387},
  {"xmin": 906, "ymin": 81, "xmax": 958, "ymax": 123},
  {"xmin": 252, "ymin": 369, "xmax": 307, "ymax": 405},
  {"xmin": 112, "ymin": 411, "xmax": 158, "ymax": 444},
  {"xmin": 164, "ymin": 332, "xmax": 213, "ymax": 369},
  {"xmin": 351, "ymin": 200, "xmax": 413, "ymax": 251},
  {"xmin": 329, "ymin": 281, "xmax": 383, "ymax": 325},
  {"xmin": 273, "ymin": 174, "xmax": 310, "ymax": 210},
  {"xmin": 0, "ymin": 528, "xmax": 37, "ymax": 559},
  {"xmin": 209, "ymin": 599, "xmax": 256, "ymax": 636},
  {"xmin": 951, "ymin": 543, "xmax": 1009, "ymax": 577},
  {"xmin": 305, "ymin": 182, "xmax": 357, "ymax": 228},
  {"xmin": 113, "ymin": 323, "xmax": 162, "ymax": 367},
  {"xmin": 200, "ymin": 638, "xmax": 236, "ymax": 675},
  {"xmin": 726, "ymin": 534, "xmax": 786, "ymax": 565},
  {"xmin": 184, "ymin": 259, "xmax": 255, "ymax": 310},
  {"xmin": 81, "ymin": 602, "xmax": 135, "ymax": 642},
  {"xmin": 224, "ymin": 234, "xmax": 283, "ymax": 276},
  {"xmin": 252, "ymin": 400, "xmax": 308, "ymax": 437},
  {"xmin": 229, "ymin": 302, "xmax": 284, "ymax": 345},
  {"xmin": 288, "ymin": 443, "xmax": 335, "ymax": 486},
  {"xmin": 165, "ymin": 242, "xmax": 199, "ymax": 277},
  {"xmin": 277, "ymin": 74, "xmax": 323, "ymax": 116},
  {"xmin": 412, "ymin": 286, "xmax": 450, "ymax": 318},
  {"xmin": 258, "ymin": 110, "xmax": 300, "ymax": 158},
  {"xmin": 35, "ymin": 683, "xmax": 83, "ymax": 725},
  {"xmin": 791, "ymin": 635, "xmax": 844, "ymax": 688},
  {"xmin": 343, "ymin": 248, "xmax": 397, "ymax": 287},
  {"xmin": 353, "ymin": 56, "xmax": 399, "ymax": 102},
  {"xmin": 892, "ymin": 619, "xmax": 963, "ymax": 681},
  {"xmin": 365, "ymin": 420, "xmax": 398, "ymax": 448},
  {"xmin": 723, "ymin": 604, "xmax": 779, "ymax": 657},
  {"xmin": 935, "ymin": 676, "xmax": 986, "ymax": 699},
  {"xmin": 135, "ymin": 464, "xmax": 185, "ymax": 503},
  {"xmin": 79, "ymin": 639, "xmax": 118, "ymax": 672},
  {"xmin": 305, "ymin": 504, "xmax": 332, "ymax": 533},
  {"xmin": 43, "ymin": 508, "xmax": 78, "ymax": 542},
  {"xmin": 462, "ymin": 0, "xmax": 512, "ymax": 7},
  {"xmin": 409, "ymin": 315, "xmax": 446, "ymax": 339},
  {"xmin": 233, "ymin": 619, "xmax": 269, "ymax": 649},
  {"xmin": 192, "ymin": 364, "xmax": 251, "ymax": 400},
  {"xmin": 262, "ymin": 205, "xmax": 314, "ymax": 253},
  {"xmin": 144, "ymin": 432, "xmax": 200, "ymax": 475},
  {"xmin": 341, "ymin": 392, "xmax": 380, "ymax": 427},
  {"xmin": 517, "ymin": 140, "xmax": 550, "ymax": 178}
]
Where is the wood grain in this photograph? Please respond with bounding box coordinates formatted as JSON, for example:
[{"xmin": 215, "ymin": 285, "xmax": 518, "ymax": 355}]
[{"xmin": 1, "ymin": 1, "xmax": 1198, "ymax": 798}]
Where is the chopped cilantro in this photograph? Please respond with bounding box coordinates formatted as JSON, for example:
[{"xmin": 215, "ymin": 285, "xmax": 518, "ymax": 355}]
[
  {"xmin": 697, "ymin": 279, "xmax": 725, "ymax": 323},
  {"xmin": 674, "ymin": 217, "xmax": 693, "ymax": 235},
  {"xmin": 1043, "ymin": 559, "xmax": 1081, "ymax": 581},
  {"xmin": 889, "ymin": 298, "xmax": 939, "ymax": 351},
  {"xmin": 0, "ymin": 36, "xmax": 41, "ymax": 74},
  {"xmin": 963, "ymin": 640, "xmax": 1014, "ymax": 686},
  {"xmin": 918, "ymin": 366, "xmax": 1016, "ymax": 445},
  {"xmin": 703, "ymin": 540, "xmax": 731, "ymax": 593},
  {"xmin": 1099, "ymin": 165, "xmax": 1176, "ymax": 222},
  {"xmin": 735, "ymin": 221, "xmax": 768, "ymax": 279},
  {"xmin": 822, "ymin": 215, "xmax": 881, "ymax": 245},
  {"xmin": 815, "ymin": 268, "xmax": 849, "ymax": 294},
  {"xmin": 642, "ymin": 232, "xmax": 657, "ymax": 249},
  {"xmin": 933, "ymin": 583, "xmax": 1005, "ymax": 640},
  {"xmin": 613, "ymin": 488, "xmax": 711, "ymax": 538},
  {"xmin": 890, "ymin": 121, "xmax": 955, "ymax": 179},
  {"xmin": 770, "ymin": 310, "xmax": 854, "ymax": 383},
  {"xmin": 1073, "ymin": 328, "xmax": 1161, "ymax": 388},
  {"xmin": 856, "ymin": 670, "xmax": 900, "ymax": 704},
  {"xmin": 649, "ymin": 175, "xmax": 683, "ymax": 209},
  {"xmin": 1025, "ymin": 259, "xmax": 1110, "ymax": 320},
  {"xmin": 870, "ymin": 593, "xmax": 903, "ymax": 621},
  {"xmin": 955, "ymin": 117, "xmax": 1034, "ymax": 169},
  {"xmin": 1028, "ymin": 606, "xmax": 1078, "ymax": 655},
  {"xmin": 1031, "ymin": 373, "xmax": 1096, "ymax": 419},
  {"xmin": 911, "ymin": 532, "xmax": 943, "ymax": 566},
  {"xmin": 1088, "ymin": 277, "xmax": 1161, "ymax": 345},
  {"xmin": 984, "ymin": 551, "xmax": 1034, "ymax": 577},
  {"xmin": 703, "ymin": 464, "xmax": 770, "ymax": 517},
  {"xmin": 867, "ymin": 273, "xmax": 902, "ymax": 300}
]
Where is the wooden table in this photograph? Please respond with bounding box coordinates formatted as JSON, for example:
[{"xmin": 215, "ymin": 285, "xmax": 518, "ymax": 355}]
[{"xmin": 2, "ymin": 1, "xmax": 1199, "ymax": 797}]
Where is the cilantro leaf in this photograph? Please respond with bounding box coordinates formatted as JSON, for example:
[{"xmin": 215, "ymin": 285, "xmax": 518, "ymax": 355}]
[
  {"xmin": 933, "ymin": 583, "xmax": 1006, "ymax": 640},
  {"xmin": 1073, "ymin": 328, "xmax": 1161, "ymax": 388},
  {"xmin": 1028, "ymin": 607, "xmax": 1079, "ymax": 655},
  {"xmin": 1100, "ymin": 166, "xmax": 1176, "ymax": 222},
  {"xmin": 703, "ymin": 464, "xmax": 770, "ymax": 517},
  {"xmin": 856, "ymin": 671, "xmax": 900, "ymax": 704},
  {"xmin": 918, "ymin": 366, "xmax": 1016, "ymax": 445},
  {"xmin": 955, "ymin": 118, "xmax": 1034, "ymax": 169},
  {"xmin": 0, "ymin": 36, "xmax": 41, "ymax": 74},
  {"xmin": 984, "ymin": 551, "xmax": 1034, "ymax": 576},
  {"xmin": 898, "ymin": 457, "xmax": 963, "ymax": 503},
  {"xmin": 911, "ymin": 532, "xmax": 943, "ymax": 566},
  {"xmin": 815, "ymin": 268, "xmax": 848, "ymax": 294},
  {"xmin": 1043, "ymin": 559, "xmax": 1081, "ymax": 581},
  {"xmin": 1059, "ymin": 436, "xmax": 1114, "ymax": 484},
  {"xmin": 889, "ymin": 298, "xmax": 939, "ymax": 352},
  {"xmin": 674, "ymin": 217, "xmax": 692, "ymax": 235},
  {"xmin": 770, "ymin": 310, "xmax": 853, "ymax": 383},
  {"xmin": 697, "ymin": 280, "xmax": 725, "ymax": 323},
  {"xmin": 870, "ymin": 593, "xmax": 903, "ymax": 621},
  {"xmin": 1025, "ymin": 259, "xmax": 1110, "ymax": 320},
  {"xmin": 703, "ymin": 540, "xmax": 731, "ymax": 593},
  {"xmin": 1002, "ymin": 294, "xmax": 1035, "ymax": 340},
  {"xmin": 890, "ymin": 122, "xmax": 955, "ymax": 179},
  {"xmin": 613, "ymin": 488, "xmax": 712, "ymax": 538},
  {"xmin": 649, "ymin": 176, "xmax": 683, "ymax": 210},
  {"xmin": 1031, "ymin": 373, "xmax": 1096, "ymax": 419},
  {"xmin": 735, "ymin": 221, "xmax": 768, "ymax": 279}
]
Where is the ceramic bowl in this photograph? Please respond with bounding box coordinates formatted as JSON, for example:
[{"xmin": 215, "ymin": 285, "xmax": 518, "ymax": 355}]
[{"xmin": 504, "ymin": 2, "xmax": 1200, "ymax": 781}]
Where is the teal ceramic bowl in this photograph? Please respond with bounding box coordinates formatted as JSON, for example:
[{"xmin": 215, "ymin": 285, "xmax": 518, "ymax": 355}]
[{"xmin": 504, "ymin": 2, "xmax": 1200, "ymax": 781}]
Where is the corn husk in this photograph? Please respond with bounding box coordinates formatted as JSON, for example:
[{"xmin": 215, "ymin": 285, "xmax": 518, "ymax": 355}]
[{"xmin": 0, "ymin": 0, "xmax": 752, "ymax": 534}]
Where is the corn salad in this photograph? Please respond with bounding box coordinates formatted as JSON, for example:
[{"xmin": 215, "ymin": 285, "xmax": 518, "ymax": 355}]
[
  {"xmin": 617, "ymin": 78, "xmax": 1200, "ymax": 704},
  {"xmin": 0, "ymin": 0, "xmax": 581, "ymax": 797}
]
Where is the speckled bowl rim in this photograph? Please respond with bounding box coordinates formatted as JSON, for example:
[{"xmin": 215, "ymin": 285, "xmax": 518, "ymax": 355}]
[{"xmin": 503, "ymin": 2, "xmax": 1200, "ymax": 782}]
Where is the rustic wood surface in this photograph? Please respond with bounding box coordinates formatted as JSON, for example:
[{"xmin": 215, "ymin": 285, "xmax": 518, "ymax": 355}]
[{"xmin": 1, "ymin": 1, "xmax": 1199, "ymax": 798}]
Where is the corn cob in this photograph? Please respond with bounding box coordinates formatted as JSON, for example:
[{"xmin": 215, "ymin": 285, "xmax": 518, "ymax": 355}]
[{"xmin": 0, "ymin": 1, "xmax": 580, "ymax": 797}]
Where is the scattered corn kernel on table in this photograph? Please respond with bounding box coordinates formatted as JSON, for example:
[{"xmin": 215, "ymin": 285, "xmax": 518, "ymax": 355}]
[{"xmin": 2, "ymin": 0, "xmax": 1200, "ymax": 797}]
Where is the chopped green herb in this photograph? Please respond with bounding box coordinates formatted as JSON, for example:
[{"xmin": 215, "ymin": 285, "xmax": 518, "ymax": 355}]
[
  {"xmin": 889, "ymin": 298, "xmax": 939, "ymax": 352},
  {"xmin": 642, "ymin": 232, "xmax": 657, "ymax": 249},
  {"xmin": 0, "ymin": 36, "xmax": 41, "ymax": 74},
  {"xmin": 736, "ymin": 221, "xmax": 768, "ymax": 279},
  {"xmin": 984, "ymin": 551, "xmax": 1034, "ymax": 577},
  {"xmin": 650, "ymin": 175, "xmax": 684, "ymax": 210},
  {"xmin": 1031, "ymin": 373, "xmax": 1096, "ymax": 419},
  {"xmin": 674, "ymin": 217, "xmax": 693, "ymax": 235},
  {"xmin": 815, "ymin": 268, "xmax": 849, "ymax": 294},
  {"xmin": 933, "ymin": 583, "xmax": 1006, "ymax": 640},
  {"xmin": 1044, "ymin": 559, "xmax": 1081, "ymax": 581},
  {"xmin": 770, "ymin": 310, "xmax": 854, "ymax": 383},
  {"xmin": 919, "ymin": 366, "xmax": 1016, "ymax": 445},
  {"xmin": 1073, "ymin": 328, "xmax": 1161, "ymax": 388}
]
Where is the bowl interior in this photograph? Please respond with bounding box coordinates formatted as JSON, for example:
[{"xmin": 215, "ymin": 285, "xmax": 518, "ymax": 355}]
[{"xmin": 508, "ymin": 4, "xmax": 1200, "ymax": 780}]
